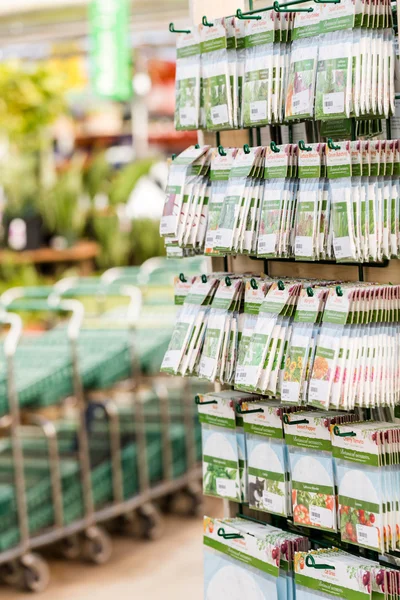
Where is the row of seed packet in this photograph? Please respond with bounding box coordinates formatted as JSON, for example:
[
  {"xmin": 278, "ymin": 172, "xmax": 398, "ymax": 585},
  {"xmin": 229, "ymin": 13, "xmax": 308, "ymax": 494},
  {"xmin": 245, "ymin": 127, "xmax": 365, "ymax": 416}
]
[
  {"xmin": 283, "ymin": 410, "xmax": 358, "ymax": 533},
  {"xmin": 197, "ymin": 390, "xmax": 257, "ymax": 503},
  {"xmin": 160, "ymin": 274, "xmax": 219, "ymax": 375},
  {"xmin": 211, "ymin": 145, "xmax": 265, "ymax": 255},
  {"xmin": 197, "ymin": 275, "xmax": 244, "ymax": 383},
  {"xmin": 292, "ymin": 0, "xmax": 393, "ymax": 40},
  {"xmin": 159, "ymin": 145, "xmax": 211, "ymax": 243},
  {"xmin": 204, "ymin": 515, "xmax": 309, "ymax": 600},
  {"xmin": 295, "ymin": 548, "xmax": 399, "ymax": 600},
  {"xmin": 333, "ymin": 421, "xmax": 400, "ymax": 554},
  {"xmin": 242, "ymin": 13, "xmax": 290, "ymax": 128},
  {"xmin": 286, "ymin": 29, "xmax": 395, "ymax": 122}
]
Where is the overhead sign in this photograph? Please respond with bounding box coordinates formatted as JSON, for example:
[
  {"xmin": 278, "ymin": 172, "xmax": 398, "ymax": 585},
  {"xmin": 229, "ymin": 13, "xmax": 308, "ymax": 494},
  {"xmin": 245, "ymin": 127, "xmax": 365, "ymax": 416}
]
[{"xmin": 89, "ymin": 0, "xmax": 132, "ymax": 101}]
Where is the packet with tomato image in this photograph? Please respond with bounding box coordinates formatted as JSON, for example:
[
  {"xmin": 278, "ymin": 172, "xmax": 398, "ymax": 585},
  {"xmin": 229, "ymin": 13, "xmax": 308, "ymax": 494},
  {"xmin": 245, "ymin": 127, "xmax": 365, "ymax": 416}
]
[
  {"xmin": 203, "ymin": 516, "xmax": 285, "ymax": 600},
  {"xmin": 295, "ymin": 548, "xmax": 383, "ymax": 600}
]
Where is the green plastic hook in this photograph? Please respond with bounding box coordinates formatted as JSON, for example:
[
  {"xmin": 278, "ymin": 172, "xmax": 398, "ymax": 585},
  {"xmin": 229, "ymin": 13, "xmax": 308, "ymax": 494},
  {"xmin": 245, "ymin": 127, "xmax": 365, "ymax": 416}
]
[
  {"xmin": 202, "ymin": 15, "xmax": 214, "ymax": 26},
  {"xmin": 218, "ymin": 145, "xmax": 227, "ymax": 157},
  {"xmin": 236, "ymin": 404, "xmax": 264, "ymax": 415},
  {"xmin": 169, "ymin": 22, "xmax": 191, "ymax": 34},
  {"xmin": 201, "ymin": 274, "xmax": 208, "ymax": 283},
  {"xmin": 225, "ymin": 276, "xmax": 232, "ymax": 287},
  {"xmin": 273, "ymin": 0, "xmax": 313, "ymax": 12},
  {"xmin": 305, "ymin": 555, "xmax": 335, "ymax": 570},
  {"xmin": 298, "ymin": 140, "xmax": 312, "ymax": 152},
  {"xmin": 278, "ymin": 280, "xmax": 285, "ymax": 291},
  {"xmin": 179, "ymin": 273, "xmax": 187, "ymax": 283},
  {"xmin": 283, "ymin": 414, "xmax": 309, "ymax": 425},
  {"xmin": 195, "ymin": 395, "xmax": 217, "ymax": 406},
  {"xmin": 250, "ymin": 278, "xmax": 259, "ymax": 290},
  {"xmin": 195, "ymin": 144, "xmax": 200, "ymax": 149},
  {"xmin": 217, "ymin": 527, "xmax": 244, "ymax": 540},
  {"xmin": 306, "ymin": 287, "xmax": 314, "ymax": 297},
  {"xmin": 333, "ymin": 425, "xmax": 356, "ymax": 438},
  {"xmin": 243, "ymin": 144, "xmax": 251, "ymax": 154},
  {"xmin": 172, "ymin": 153, "xmax": 176, "ymax": 161},
  {"xmin": 327, "ymin": 138, "xmax": 340, "ymax": 151},
  {"xmin": 336, "ymin": 285, "xmax": 343, "ymax": 297},
  {"xmin": 270, "ymin": 141, "xmax": 280, "ymax": 153},
  {"xmin": 236, "ymin": 7, "xmax": 261, "ymax": 19}
]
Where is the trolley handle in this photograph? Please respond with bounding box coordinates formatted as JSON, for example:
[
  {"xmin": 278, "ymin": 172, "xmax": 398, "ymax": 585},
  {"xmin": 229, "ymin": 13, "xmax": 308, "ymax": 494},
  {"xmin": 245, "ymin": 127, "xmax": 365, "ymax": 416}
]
[
  {"xmin": 0, "ymin": 287, "xmax": 84, "ymax": 342},
  {"xmin": 0, "ymin": 310, "xmax": 23, "ymax": 358}
]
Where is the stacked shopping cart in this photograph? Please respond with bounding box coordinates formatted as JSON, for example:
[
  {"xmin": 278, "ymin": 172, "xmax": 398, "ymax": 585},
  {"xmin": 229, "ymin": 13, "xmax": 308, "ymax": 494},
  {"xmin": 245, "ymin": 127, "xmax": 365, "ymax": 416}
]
[{"xmin": 0, "ymin": 257, "xmax": 207, "ymax": 592}]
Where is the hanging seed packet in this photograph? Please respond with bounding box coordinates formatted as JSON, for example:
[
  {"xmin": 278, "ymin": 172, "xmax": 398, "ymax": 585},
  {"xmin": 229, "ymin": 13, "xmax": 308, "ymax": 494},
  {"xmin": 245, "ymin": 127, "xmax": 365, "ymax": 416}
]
[
  {"xmin": 242, "ymin": 13, "xmax": 276, "ymax": 127},
  {"xmin": 200, "ymin": 19, "xmax": 233, "ymax": 131},
  {"xmin": 285, "ymin": 38, "xmax": 318, "ymax": 121},
  {"xmin": 203, "ymin": 517, "xmax": 290, "ymax": 600},
  {"xmin": 174, "ymin": 28, "xmax": 201, "ymax": 131},
  {"xmin": 160, "ymin": 145, "xmax": 210, "ymax": 238},
  {"xmin": 292, "ymin": 2, "xmax": 321, "ymax": 40},
  {"xmin": 160, "ymin": 275, "xmax": 218, "ymax": 375},
  {"xmin": 214, "ymin": 147, "xmax": 261, "ymax": 253},
  {"xmin": 315, "ymin": 31, "xmax": 353, "ymax": 121},
  {"xmin": 242, "ymin": 402, "xmax": 290, "ymax": 517},
  {"xmin": 205, "ymin": 148, "xmax": 238, "ymax": 256},
  {"xmin": 198, "ymin": 394, "xmax": 242, "ymax": 502}
]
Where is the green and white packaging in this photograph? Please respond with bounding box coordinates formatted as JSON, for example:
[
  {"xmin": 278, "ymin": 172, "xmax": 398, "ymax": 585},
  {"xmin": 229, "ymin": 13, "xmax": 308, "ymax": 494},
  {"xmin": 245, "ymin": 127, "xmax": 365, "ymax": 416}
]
[
  {"xmin": 205, "ymin": 148, "xmax": 238, "ymax": 256},
  {"xmin": 242, "ymin": 401, "xmax": 290, "ymax": 517},
  {"xmin": 242, "ymin": 14, "xmax": 276, "ymax": 127},
  {"xmin": 160, "ymin": 145, "xmax": 210, "ymax": 238},
  {"xmin": 200, "ymin": 19, "xmax": 233, "ymax": 131},
  {"xmin": 285, "ymin": 38, "xmax": 318, "ymax": 121},
  {"xmin": 174, "ymin": 28, "xmax": 201, "ymax": 130},
  {"xmin": 315, "ymin": 31, "xmax": 353, "ymax": 121},
  {"xmin": 160, "ymin": 275, "xmax": 219, "ymax": 375}
]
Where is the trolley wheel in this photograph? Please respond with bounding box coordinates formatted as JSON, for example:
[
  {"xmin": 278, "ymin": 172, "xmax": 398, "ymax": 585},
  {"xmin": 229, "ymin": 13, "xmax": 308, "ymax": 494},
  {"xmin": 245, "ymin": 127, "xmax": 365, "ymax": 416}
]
[
  {"xmin": 58, "ymin": 534, "xmax": 81, "ymax": 560},
  {"xmin": 116, "ymin": 511, "xmax": 141, "ymax": 537},
  {"xmin": 21, "ymin": 554, "xmax": 50, "ymax": 593},
  {"xmin": 82, "ymin": 527, "xmax": 112, "ymax": 565},
  {"xmin": 0, "ymin": 560, "xmax": 23, "ymax": 586},
  {"xmin": 168, "ymin": 487, "xmax": 204, "ymax": 517},
  {"xmin": 137, "ymin": 504, "xmax": 164, "ymax": 541}
]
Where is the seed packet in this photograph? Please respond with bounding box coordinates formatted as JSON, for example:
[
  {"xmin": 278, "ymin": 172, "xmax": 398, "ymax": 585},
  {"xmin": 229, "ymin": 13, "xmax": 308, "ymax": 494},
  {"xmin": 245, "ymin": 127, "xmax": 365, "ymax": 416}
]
[
  {"xmin": 203, "ymin": 516, "xmax": 304, "ymax": 600},
  {"xmin": 205, "ymin": 148, "xmax": 238, "ymax": 256},
  {"xmin": 160, "ymin": 145, "xmax": 210, "ymax": 238},
  {"xmin": 214, "ymin": 147, "xmax": 262, "ymax": 253},
  {"xmin": 315, "ymin": 31, "xmax": 353, "ymax": 121},
  {"xmin": 330, "ymin": 178, "xmax": 358, "ymax": 262},
  {"xmin": 160, "ymin": 275, "xmax": 219, "ymax": 375},
  {"xmin": 198, "ymin": 394, "xmax": 242, "ymax": 502},
  {"xmin": 242, "ymin": 401, "xmax": 290, "ymax": 517},
  {"xmin": 200, "ymin": 18, "xmax": 233, "ymax": 131},
  {"xmin": 242, "ymin": 14, "xmax": 276, "ymax": 127},
  {"xmin": 174, "ymin": 28, "xmax": 201, "ymax": 131},
  {"xmin": 198, "ymin": 277, "xmax": 243, "ymax": 382},
  {"xmin": 294, "ymin": 179, "xmax": 319, "ymax": 261},
  {"xmin": 285, "ymin": 38, "xmax": 318, "ymax": 121}
]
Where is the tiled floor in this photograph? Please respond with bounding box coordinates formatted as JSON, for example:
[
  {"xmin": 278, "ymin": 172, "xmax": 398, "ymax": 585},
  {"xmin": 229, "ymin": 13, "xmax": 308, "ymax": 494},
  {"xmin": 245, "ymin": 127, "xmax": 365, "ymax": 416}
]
[{"xmin": 1, "ymin": 499, "xmax": 223, "ymax": 600}]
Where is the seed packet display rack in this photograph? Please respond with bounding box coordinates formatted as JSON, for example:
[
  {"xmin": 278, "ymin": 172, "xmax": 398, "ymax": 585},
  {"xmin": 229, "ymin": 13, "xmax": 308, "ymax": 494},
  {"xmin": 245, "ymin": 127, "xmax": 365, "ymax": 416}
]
[{"xmin": 169, "ymin": 0, "xmax": 400, "ymax": 574}]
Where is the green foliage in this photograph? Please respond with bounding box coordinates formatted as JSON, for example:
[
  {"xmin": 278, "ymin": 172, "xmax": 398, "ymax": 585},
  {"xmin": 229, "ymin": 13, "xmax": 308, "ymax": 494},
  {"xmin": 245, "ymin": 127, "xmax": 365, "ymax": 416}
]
[
  {"xmin": 129, "ymin": 218, "xmax": 165, "ymax": 265},
  {"xmin": 109, "ymin": 158, "xmax": 155, "ymax": 206}
]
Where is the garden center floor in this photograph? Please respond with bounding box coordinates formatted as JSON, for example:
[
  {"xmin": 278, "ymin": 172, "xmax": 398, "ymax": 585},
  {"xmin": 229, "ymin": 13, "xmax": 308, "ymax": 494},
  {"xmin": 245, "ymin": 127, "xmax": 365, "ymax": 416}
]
[{"xmin": 1, "ymin": 498, "xmax": 222, "ymax": 600}]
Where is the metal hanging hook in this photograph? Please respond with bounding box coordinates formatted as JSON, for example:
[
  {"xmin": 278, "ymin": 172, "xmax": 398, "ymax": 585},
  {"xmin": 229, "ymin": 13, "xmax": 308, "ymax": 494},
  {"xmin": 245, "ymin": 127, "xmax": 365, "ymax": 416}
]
[
  {"xmin": 179, "ymin": 273, "xmax": 187, "ymax": 283},
  {"xmin": 217, "ymin": 528, "xmax": 244, "ymax": 540},
  {"xmin": 236, "ymin": 7, "xmax": 261, "ymax": 19},
  {"xmin": 202, "ymin": 15, "xmax": 214, "ymax": 26},
  {"xmin": 169, "ymin": 22, "xmax": 191, "ymax": 34},
  {"xmin": 243, "ymin": 144, "xmax": 251, "ymax": 154},
  {"xmin": 305, "ymin": 555, "xmax": 336, "ymax": 570},
  {"xmin": 333, "ymin": 425, "xmax": 356, "ymax": 438},
  {"xmin": 298, "ymin": 140, "xmax": 312, "ymax": 152},
  {"xmin": 225, "ymin": 276, "xmax": 232, "ymax": 287},
  {"xmin": 278, "ymin": 280, "xmax": 285, "ymax": 291},
  {"xmin": 201, "ymin": 274, "xmax": 207, "ymax": 283},
  {"xmin": 250, "ymin": 278, "xmax": 259, "ymax": 290},
  {"xmin": 336, "ymin": 285, "xmax": 343, "ymax": 297},
  {"xmin": 306, "ymin": 287, "xmax": 314, "ymax": 297},
  {"xmin": 236, "ymin": 404, "xmax": 264, "ymax": 415},
  {"xmin": 270, "ymin": 141, "xmax": 280, "ymax": 153},
  {"xmin": 218, "ymin": 145, "xmax": 227, "ymax": 157},
  {"xmin": 327, "ymin": 138, "xmax": 340, "ymax": 151},
  {"xmin": 273, "ymin": 0, "xmax": 313, "ymax": 12}
]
